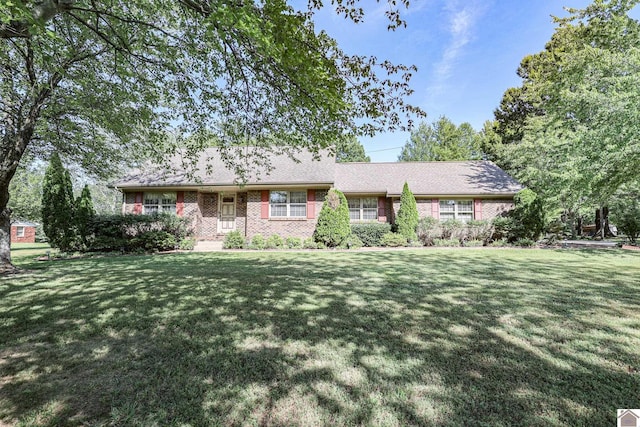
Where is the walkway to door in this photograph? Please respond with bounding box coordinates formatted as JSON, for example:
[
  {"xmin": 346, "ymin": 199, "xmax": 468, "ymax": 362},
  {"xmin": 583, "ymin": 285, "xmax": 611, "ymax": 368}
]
[{"xmin": 193, "ymin": 241, "xmax": 224, "ymax": 252}]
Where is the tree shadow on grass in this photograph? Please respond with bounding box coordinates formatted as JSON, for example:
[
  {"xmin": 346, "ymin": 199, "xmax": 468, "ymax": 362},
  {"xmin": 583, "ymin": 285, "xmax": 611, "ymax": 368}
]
[{"xmin": 1, "ymin": 250, "xmax": 639, "ymax": 425}]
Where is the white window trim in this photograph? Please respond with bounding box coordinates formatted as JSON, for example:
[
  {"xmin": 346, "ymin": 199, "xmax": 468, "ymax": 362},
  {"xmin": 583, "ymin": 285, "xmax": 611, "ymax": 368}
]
[
  {"xmin": 348, "ymin": 197, "xmax": 378, "ymax": 222},
  {"xmin": 143, "ymin": 192, "xmax": 177, "ymax": 214},
  {"xmin": 16, "ymin": 226, "xmax": 25, "ymax": 237},
  {"xmin": 439, "ymin": 199, "xmax": 474, "ymax": 222},
  {"xmin": 269, "ymin": 191, "xmax": 307, "ymax": 218}
]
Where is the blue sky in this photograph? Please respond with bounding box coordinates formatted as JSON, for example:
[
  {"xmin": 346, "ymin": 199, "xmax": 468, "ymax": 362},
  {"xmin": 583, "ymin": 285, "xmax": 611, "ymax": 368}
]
[{"xmin": 307, "ymin": 0, "xmax": 611, "ymax": 161}]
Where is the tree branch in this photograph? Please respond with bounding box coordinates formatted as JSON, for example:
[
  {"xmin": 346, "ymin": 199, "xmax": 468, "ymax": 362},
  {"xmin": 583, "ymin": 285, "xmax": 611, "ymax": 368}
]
[{"xmin": 0, "ymin": 0, "xmax": 75, "ymax": 38}]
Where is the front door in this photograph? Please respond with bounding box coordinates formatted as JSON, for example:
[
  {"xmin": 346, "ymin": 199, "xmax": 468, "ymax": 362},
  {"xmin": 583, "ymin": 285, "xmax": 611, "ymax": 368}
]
[{"xmin": 218, "ymin": 194, "xmax": 236, "ymax": 233}]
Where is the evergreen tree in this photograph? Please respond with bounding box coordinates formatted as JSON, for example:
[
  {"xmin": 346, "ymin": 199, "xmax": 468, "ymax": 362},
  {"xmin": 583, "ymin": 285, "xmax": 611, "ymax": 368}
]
[
  {"xmin": 336, "ymin": 136, "xmax": 371, "ymax": 162},
  {"xmin": 42, "ymin": 153, "xmax": 76, "ymax": 251},
  {"xmin": 76, "ymin": 185, "xmax": 96, "ymax": 249},
  {"xmin": 396, "ymin": 182, "xmax": 419, "ymax": 242},
  {"xmin": 313, "ymin": 189, "xmax": 351, "ymax": 247}
]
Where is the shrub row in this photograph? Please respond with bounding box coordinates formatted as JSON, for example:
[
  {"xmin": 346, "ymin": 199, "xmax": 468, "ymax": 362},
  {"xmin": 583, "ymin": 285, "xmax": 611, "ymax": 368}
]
[
  {"xmin": 223, "ymin": 231, "xmax": 363, "ymax": 250},
  {"xmin": 417, "ymin": 218, "xmax": 495, "ymax": 246},
  {"xmin": 350, "ymin": 223, "xmax": 392, "ymax": 247},
  {"xmin": 86, "ymin": 213, "xmax": 194, "ymax": 253}
]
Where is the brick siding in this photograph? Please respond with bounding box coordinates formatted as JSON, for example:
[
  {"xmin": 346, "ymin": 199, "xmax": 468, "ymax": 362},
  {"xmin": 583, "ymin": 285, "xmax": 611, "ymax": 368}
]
[
  {"xmin": 245, "ymin": 190, "xmax": 322, "ymax": 239},
  {"xmin": 199, "ymin": 192, "xmax": 218, "ymax": 239},
  {"xmin": 390, "ymin": 197, "xmax": 431, "ymax": 221},
  {"xmin": 123, "ymin": 192, "xmax": 136, "ymax": 214},
  {"xmin": 482, "ymin": 199, "xmax": 514, "ymax": 219},
  {"xmin": 10, "ymin": 225, "xmax": 36, "ymax": 243},
  {"xmin": 121, "ymin": 190, "xmax": 515, "ymax": 240}
]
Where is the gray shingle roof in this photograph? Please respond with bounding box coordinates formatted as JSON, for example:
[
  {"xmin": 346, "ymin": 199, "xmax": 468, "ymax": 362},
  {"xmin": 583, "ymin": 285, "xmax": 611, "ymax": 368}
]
[
  {"xmin": 335, "ymin": 161, "xmax": 523, "ymax": 196},
  {"xmin": 113, "ymin": 148, "xmax": 336, "ymax": 188},
  {"xmin": 113, "ymin": 148, "xmax": 522, "ymax": 196}
]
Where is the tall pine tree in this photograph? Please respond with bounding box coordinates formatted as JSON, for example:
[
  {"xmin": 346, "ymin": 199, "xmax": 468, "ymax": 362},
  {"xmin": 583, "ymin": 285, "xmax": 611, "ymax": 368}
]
[
  {"xmin": 42, "ymin": 153, "xmax": 76, "ymax": 251},
  {"xmin": 76, "ymin": 185, "xmax": 95, "ymax": 249},
  {"xmin": 396, "ymin": 182, "xmax": 419, "ymax": 242}
]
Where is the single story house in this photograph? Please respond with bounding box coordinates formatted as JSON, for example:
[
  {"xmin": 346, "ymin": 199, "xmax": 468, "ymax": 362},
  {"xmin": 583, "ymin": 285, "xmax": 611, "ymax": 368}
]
[
  {"xmin": 113, "ymin": 148, "xmax": 523, "ymax": 240},
  {"xmin": 10, "ymin": 221, "xmax": 37, "ymax": 244}
]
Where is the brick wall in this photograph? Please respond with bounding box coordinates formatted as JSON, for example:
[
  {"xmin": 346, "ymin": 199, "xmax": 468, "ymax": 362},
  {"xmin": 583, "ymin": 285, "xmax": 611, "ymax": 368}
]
[
  {"xmin": 10, "ymin": 225, "xmax": 36, "ymax": 243},
  {"xmin": 245, "ymin": 190, "xmax": 324, "ymax": 239},
  {"xmin": 391, "ymin": 197, "xmax": 514, "ymax": 221},
  {"xmin": 183, "ymin": 191, "xmax": 199, "ymax": 236},
  {"xmin": 199, "ymin": 192, "xmax": 218, "ymax": 239},
  {"xmin": 482, "ymin": 199, "xmax": 514, "ymax": 219},
  {"xmin": 390, "ymin": 197, "xmax": 431, "ymax": 221},
  {"xmin": 123, "ymin": 192, "xmax": 136, "ymax": 214}
]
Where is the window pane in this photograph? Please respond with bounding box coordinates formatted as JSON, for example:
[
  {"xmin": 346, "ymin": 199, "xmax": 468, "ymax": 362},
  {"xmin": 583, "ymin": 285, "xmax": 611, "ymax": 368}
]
[
  {"xmin": 458, "ymin": 200, "xmax": 473, "ymax": 212},
  {"xmin": 440, "ymin": 212, "xmax": 455, "ymax": 220},
  {"xmin": 17, "ymin": 227, "xmax": 25, "ymax": 237},
  {"xmin": 362, "ymin": 198, "xmax": 377, "ymax": 209},
  {"xmin": 161, "ymin": 192, "xmax": 177, "ymax": 202},
  {"xmin": 439, "ymin": 200, "xmax": 455, "ymax": 212},
  {"xmin": 270, "ymin": 191, "xmax": 287, "ymax": 204},
  {"xmin": 458, "ymin": 213, "xmax": 473, "ymax": 222},
  {"xmin": 290, "ymin": 204, "xmax": 307, "ymax": 217},
  {"xmin": 349, "ymin": 209, "xmax": 361, "ymax": 221},
  {"xmin": 145, "ymin": 205, "xmax": 159, "ymax": 214},
  {"xmin": 271, "ymin": 204, "xmax": 287, "ymax": 217},
  {"xmin": 290, "ymin": 191, "xmax": 307, "ymax": 204},
  {"xmin": 363, "ymin": 209, "xmax": 378, "ymax": 220},
  {"xmin": 347, "ymin": 198, "xmax": 360, "ymax": 209}
]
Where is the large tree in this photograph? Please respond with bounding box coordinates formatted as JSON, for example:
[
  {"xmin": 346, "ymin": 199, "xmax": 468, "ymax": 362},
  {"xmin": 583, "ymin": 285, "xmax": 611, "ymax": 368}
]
[
  {"xmin": 499, "ymin": 0, "xmax": 640, "ymax": 222},
  {"xmin": 398, "ymin": 116, "xmax": 482, "ymax": 162},
  {"xmin": 336, "ymin": 136, "xmax": 370, "ymax": 163},
  {"xmin": 0, "ymin": 0, "xmax": 423, "ymax": 270}
]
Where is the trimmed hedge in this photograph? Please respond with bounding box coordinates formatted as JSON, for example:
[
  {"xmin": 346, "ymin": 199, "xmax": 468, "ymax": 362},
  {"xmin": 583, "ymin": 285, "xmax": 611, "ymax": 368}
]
[
  {"xmin": 350, "ymin": 223, "xmax": 392, "ymax": 247},
  {"xmin": 380, "ymin": 232, "xmax": 408, "ymax": 247},
  {"xmin": 87, "ymin": 213, "xmax": 193, "ymax": 253}
]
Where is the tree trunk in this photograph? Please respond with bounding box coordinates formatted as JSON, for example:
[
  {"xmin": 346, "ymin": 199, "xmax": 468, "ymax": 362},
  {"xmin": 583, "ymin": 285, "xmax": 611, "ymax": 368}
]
[
  {"xmin": 0, "ymin": 175, "xmax": 15, "ymax": 272},
  {"xmin": 1, "ymin": 135, "xmax": 31, "ymax": 272},
  {"xmin": 594, "ymin": 206, "xmax": 615, "ymax": 239},
  {"xmin": 577, "ymin": 216, "xmax": 583, "ymax": 238},
  {"xmin": 595, "ymin": 207, "xmax": 601, "ymax": 237},
  {"xmin": 602, "ymin": 206, "xmax": 615, "ymax": 237}
]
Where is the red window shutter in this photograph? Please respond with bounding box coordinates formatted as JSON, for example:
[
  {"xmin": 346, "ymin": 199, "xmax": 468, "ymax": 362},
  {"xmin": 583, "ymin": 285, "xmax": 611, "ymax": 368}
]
[
  {"xmin": 176, "ymin": 191, "xmax": 185, "ymax": 216},
  {"xmin": 378, "ymin": 197, "xmax": 387, "ymax": 221},
  {"xmin": 261, "ymin": 190, "xmax": 270, "ymax": 219},
  {"xmin": 134, "ymin": 192, "xmax": 143, "ymax": 214},
  {"xmin": 307, "ymin": 190, "xmax": 316, "ymax": 219},
  {"xmin": 474, "ymin": 199, "xmax": 482, "ymax": 220},
  {"xmin": 431, "ymin": 199, "xmax": 439, "ymax": 219}
]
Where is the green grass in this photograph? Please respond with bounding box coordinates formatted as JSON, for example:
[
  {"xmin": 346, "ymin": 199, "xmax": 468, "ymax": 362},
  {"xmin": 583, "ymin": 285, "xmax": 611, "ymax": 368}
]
[{"xmin": 2, "ymin": 247, "xmax": 640, "ymax": 426}]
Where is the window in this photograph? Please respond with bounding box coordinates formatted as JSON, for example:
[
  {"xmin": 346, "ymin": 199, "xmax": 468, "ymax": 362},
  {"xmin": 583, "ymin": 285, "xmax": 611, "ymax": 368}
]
[
  {"xmin": 348, "ymin": 197, "xmax": 378, "ymax": 221},
  {"xmin": 439, "ymin": 200, "xmax": 473, "ymax": 222},
  {"xmin": 144, "ymin": 192, "xmax": 177, "ymax": 214},
  {"xmin": 16, "ymin": 226, "xmax": 25, "ymax": 237},
  {"xmin": 270, "ymin": 191, "xmax": 307, "ymax": 217}
]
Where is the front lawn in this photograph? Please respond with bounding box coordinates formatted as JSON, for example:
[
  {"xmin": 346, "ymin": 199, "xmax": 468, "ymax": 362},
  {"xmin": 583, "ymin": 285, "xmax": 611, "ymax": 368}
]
[{"xmin": 1, "ymin": 248, "xmax": 639, "ymax": 426}]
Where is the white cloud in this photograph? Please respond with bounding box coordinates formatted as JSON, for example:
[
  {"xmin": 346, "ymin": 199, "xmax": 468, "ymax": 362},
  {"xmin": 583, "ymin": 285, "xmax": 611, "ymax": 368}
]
[
  {"xmin": 436, "ymin": 2, "xmax": 481, "ymax": 78},
  {"xmin": 425, "ymin": 0, "xmax": 486, "ymax": 104}
]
